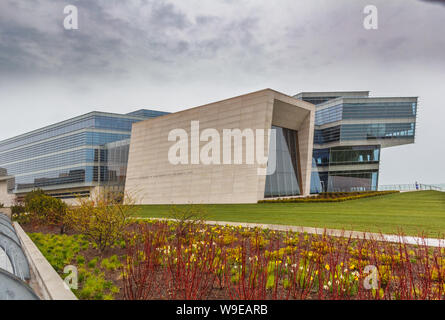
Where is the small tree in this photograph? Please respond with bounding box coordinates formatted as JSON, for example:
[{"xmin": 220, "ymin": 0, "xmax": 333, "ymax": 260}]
[
  {"xmin": 24, "ymin": 189, "xmax": 68, "ymax": 233},
  {"xmin": 65, "ymin": 192, "xmax": 138, "ymax": 252}
]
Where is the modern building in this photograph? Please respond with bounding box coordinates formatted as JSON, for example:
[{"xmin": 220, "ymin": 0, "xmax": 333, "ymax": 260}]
[
  {"xmin": 294, "ymin": 91, "xmax": 417, "ymax": 193},
  {"xmin": 0, "ymin": 109, "xmax": 168, "ymax": 206},
  {"xmin": 125, "ymin": 89, "xmax": 315, "ymax": 204},
  {"xmin": 0, "ymin": 88, "xmax": 417, "ymax": 206}
]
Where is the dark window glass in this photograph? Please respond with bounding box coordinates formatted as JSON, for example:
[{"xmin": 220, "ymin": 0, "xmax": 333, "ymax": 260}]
[
  {"xmin": 340, "ymin": 123, "xmax": 415, "ymax": 141},
  {"xmin": 310, "ymin": 171, "xmax": 328, "ymax": 193},
  {"xmin": 315, "ymin": 105, "xmax": 343, "ymax": 125},
  {"xmin": 312, "ymin": 148, "xmax": 330, "ymax": 166},
  {"xmin": 327, "ymin": 170, "xmax": 378, "ymax": 192},
  {"xmin": 329, "ymin": 145, "xmax": 380, "ymax": 165},
  {"xmin": 310, "ymin": 169, "xmax": 378, "ymax": 193},
  {"xmin": 301, "ymin": 97, "xmax": 341, "ymax": 105},
  {"xmin": 342, "ymin": 102, "xmax": 417, "ymax": 119},
  {"xmin": 314, "ymin": 126, "xmax": 341, "ymax": 144},
  {"xmin": 16, "ymin": 167, "xmax": 90, "ymax": 190}
]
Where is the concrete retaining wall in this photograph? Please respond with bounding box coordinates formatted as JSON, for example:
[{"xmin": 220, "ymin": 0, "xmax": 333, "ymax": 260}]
[{"xmin": 13, "ymin": 223, "xmax": 78, "ymax": 300}]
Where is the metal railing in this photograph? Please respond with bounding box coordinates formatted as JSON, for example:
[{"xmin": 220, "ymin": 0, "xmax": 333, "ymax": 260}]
[{"xmin": 378, "ymin": 184, "xmax": 444, "ymax": 192}]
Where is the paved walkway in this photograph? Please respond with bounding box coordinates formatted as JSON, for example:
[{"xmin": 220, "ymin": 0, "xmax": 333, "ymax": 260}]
[{"xmin": 144, "ymin": 218, "xmax": 445, "ymax": 248}]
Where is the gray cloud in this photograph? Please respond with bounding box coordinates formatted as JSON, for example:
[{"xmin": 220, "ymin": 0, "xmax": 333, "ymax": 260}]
[
  {"xmin": 1, "ymin": 0, "xmax": 444, "ymax": 81},
  {"xmin": 421, "ymin": 0, "xmax": 445, "ymax": 5},
  {"xmin": 0, "ymin": 0, "xmax": 266, "ymax": 79},
  {"xmin": 0, "ymin": 0, "xmax": 191, "ymax": 76}
]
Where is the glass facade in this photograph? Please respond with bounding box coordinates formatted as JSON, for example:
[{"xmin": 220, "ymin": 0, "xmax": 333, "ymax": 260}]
[
  {"xmin": 314, "ymin": 126, "xmax": 341, "ymax": 144},
  {"xmin": 340, "ymin": 123, "xmax": 415, "ymax": 141},
  {"xmin": 311, "ymin": 146, "xmax": 380, "ymax": 193},
  {"xmin": 312, "ymin": 145, "xmax": 380, "ymax": 167},
  {"xmin": 0, "ymin": 110, "xmax": 167, "ymax": 196},
  {"xmin": 312, "ymin": 148, "xmax": 330, "ymax": 166},
  {"xmin": 342, "ymin": 102, "xmax": 417, "ymax": 119},
  {"xmin": 264, "ymin": 126, "xmax": 301, "ymax": 198},
  {"xmin": 329, "ymin": 146, "xmax": 380, "ymax": 165},
  {"xmin": 103, "ymin": 140, "xmax": 131, "ymax": 186},
  {"xmin": 315, "ymin": 105, "xmax": 343, "ymax": 126},
  {"xmin": 311, "ymin": 100, "xmax": 417, "ymax": 144},
  {"xmin": 311, "ymin": 169, "xmax": 379, "ymax": 193},
  {"xmin": 314, "ymin": 120, "xmax": 415, "ymax": 144},
  {"xmin": 297, "ymin": 92, "xmax": 417, "ymax": 194}
]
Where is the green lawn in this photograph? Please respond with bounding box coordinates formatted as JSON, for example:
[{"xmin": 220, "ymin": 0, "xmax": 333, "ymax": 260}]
[{"xmin": 135, "ymin": 191, "xmax": 445, "ymax": 237}]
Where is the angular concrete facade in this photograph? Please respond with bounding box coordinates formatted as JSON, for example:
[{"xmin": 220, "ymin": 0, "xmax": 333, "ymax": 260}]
[{"xmin": 125, "ymin": 89, "xmax": 315, "ymax": 204}]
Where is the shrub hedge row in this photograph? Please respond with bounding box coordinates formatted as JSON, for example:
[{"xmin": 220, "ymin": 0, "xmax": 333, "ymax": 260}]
[{"xmin": 258, "ymin": 191, "xmax": 400, "ymax": 203}]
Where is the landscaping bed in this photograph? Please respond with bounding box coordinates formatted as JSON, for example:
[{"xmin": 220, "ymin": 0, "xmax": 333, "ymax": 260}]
[
  {"xmin": 24, "ymin": 224, "xmax": 126, "ymax": 300},
  {"xmin": 22, "ymin": 219, "xmax": 445, "ymax": 300},
  {"xmin": 258, "ymin": 191, "xmax": 400, "ymax": 203}
]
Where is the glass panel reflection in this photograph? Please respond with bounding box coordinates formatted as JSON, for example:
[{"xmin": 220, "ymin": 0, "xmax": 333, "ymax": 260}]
[{"xmin": 264, "ymin": 126, "xmax": 301, "ymax": 198}]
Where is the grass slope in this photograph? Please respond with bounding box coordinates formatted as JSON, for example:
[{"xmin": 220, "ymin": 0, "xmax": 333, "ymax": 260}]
[{"xmin": 136, "ymin": 191, "xmax": 445, "ymax": 237}]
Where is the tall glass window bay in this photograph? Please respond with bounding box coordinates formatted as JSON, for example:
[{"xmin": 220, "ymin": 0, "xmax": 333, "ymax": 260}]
[{"xmin": 264, "ymin": 126, "xmax": 301, "ymax": 198}]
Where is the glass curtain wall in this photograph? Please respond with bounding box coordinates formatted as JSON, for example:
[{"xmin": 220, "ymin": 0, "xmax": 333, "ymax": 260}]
[
  {"xmin": 0, "ymin": 113, "xmax": 150, "ymax": 192},
  {"xmin": 104, "ymin": 140, "xmax": 130, "ymax": 185},
  {"xmin": 329, "ymin": 146, "xmax": 380, "ymax": 165},
  {"xmin": 327, "ymin": 170, "xmax": 378, "ymax": 192},
  {"xmin": 340, "ymin": 123, "xmax": 415, "ymax": 141},
  {"xmin": 264, "ymin": 126, "xmax": 301, "ymax": 198},
  {"xmin": 311, "ymin": 146, "xmax": 380, "ymax": 193},
  {"xmin": 342, "ymin": 102, "xmax": 417, "ymax": 119},
  {"xmin": 311, "ymin": 170, "xmax": 378, "ymax": 193}
]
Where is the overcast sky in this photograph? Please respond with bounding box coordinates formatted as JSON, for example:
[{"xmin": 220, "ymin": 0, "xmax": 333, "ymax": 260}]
[{"xmin": 0, "ymin": 0, "xmax": 444, "ymax": 185}]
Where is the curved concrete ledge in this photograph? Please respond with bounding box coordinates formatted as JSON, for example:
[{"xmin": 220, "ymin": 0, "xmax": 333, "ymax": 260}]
[{"xmin": 13, "ymin": 222, "xmax": 78, "ymax": 300}]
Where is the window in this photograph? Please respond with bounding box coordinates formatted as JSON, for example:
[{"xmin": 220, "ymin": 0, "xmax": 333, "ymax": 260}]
[{"xmin": 264, "ymin": 126, "xmax": 301, "ymax": 198}]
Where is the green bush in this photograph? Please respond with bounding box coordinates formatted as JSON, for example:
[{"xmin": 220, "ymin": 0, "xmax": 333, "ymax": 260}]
[
  {"xmin": 23, "ymin": 189, "xmax": 68, "ymax": 233},
  {"xmin": 65, "ymin": 192, "xmax": 139, "ymax": 252}
]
